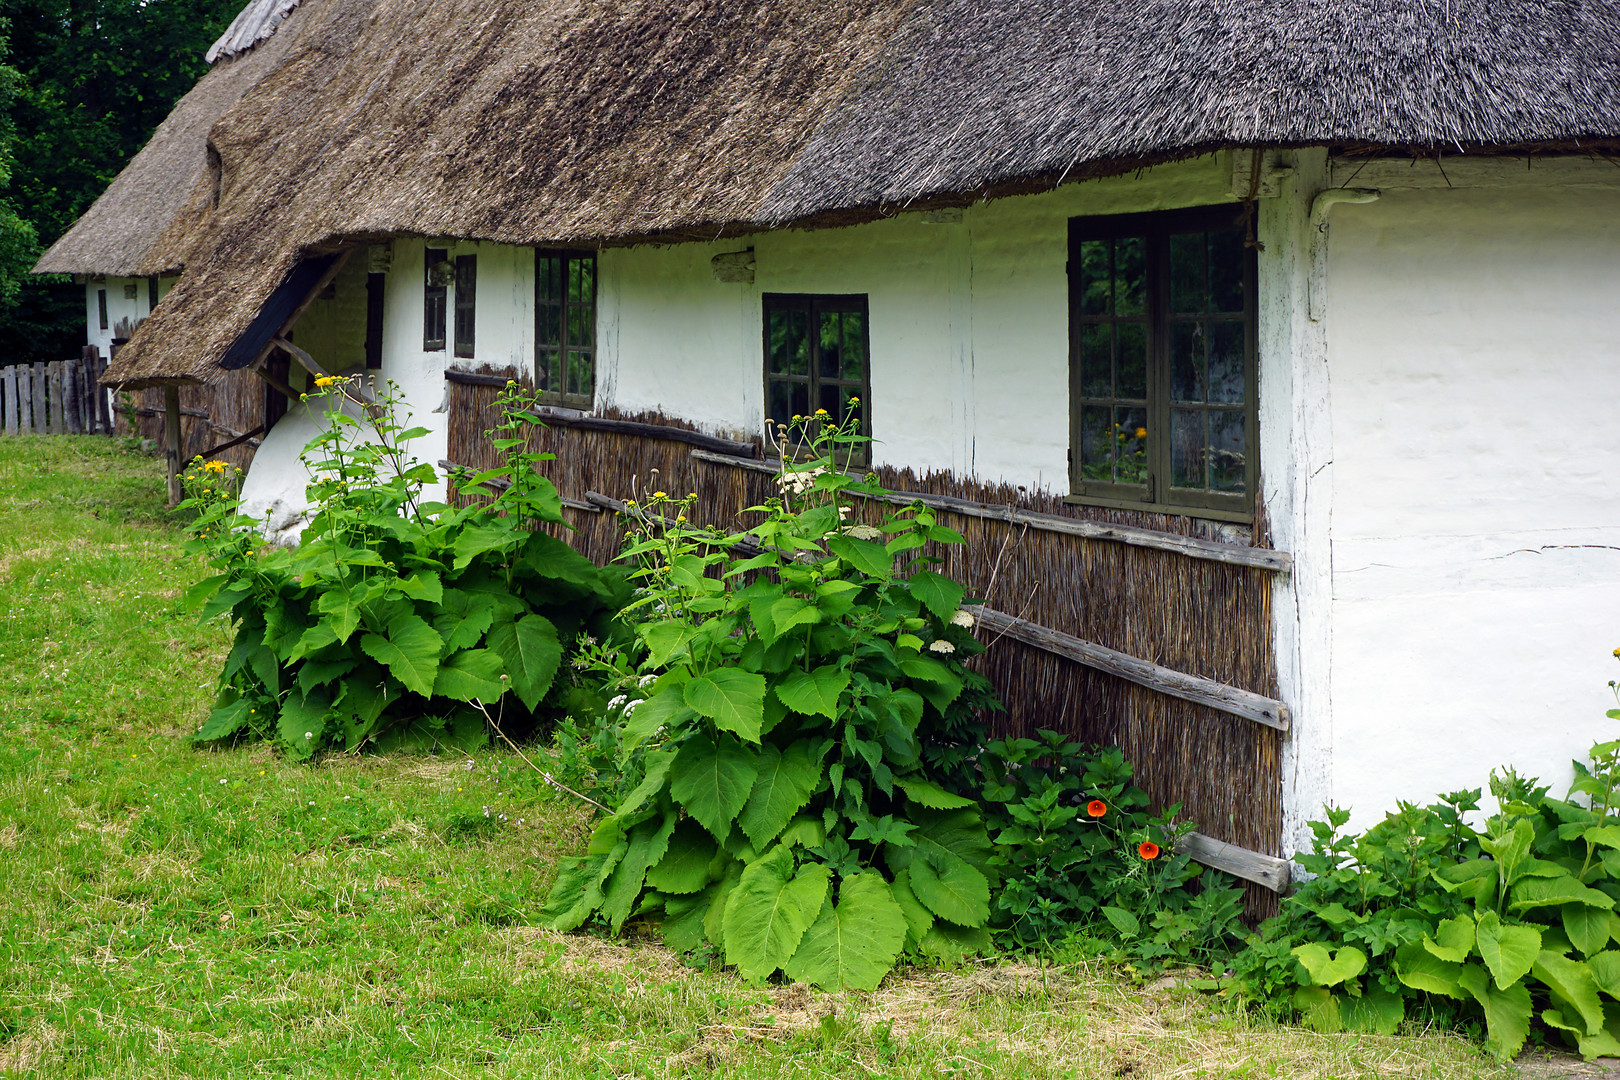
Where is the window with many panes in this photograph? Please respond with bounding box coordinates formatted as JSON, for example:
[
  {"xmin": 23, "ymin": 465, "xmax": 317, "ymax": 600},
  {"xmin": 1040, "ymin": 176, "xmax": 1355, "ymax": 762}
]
[
  {"xmin": 1068, "ymin": 205, "xmax": 1257, "ymax": 521},
  {"xmin": 453, "ymin": 255, "xmax": 476, "ymax": 359},
  {"xmin": 535, "ymin": 250, "xmax": 596, "ymax": 407},
  {"xmin": 763, "ymin": 294, "xmax": 869, "ymax": 437},
  {"xmin": 423, "ymin": 247, "xmax": 448, "ymax": 351}
]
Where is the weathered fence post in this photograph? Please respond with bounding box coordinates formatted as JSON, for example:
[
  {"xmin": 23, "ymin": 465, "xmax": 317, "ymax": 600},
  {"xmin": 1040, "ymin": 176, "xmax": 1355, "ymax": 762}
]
[
  {"xmin": 48, "ymin": 361, "xmax": 65, "ymax": 433},
  {"xmin": 164, "ymin": 384, "xmax": 182, "ymax": 506},
  {"xmin": 87, "ymin": 347, "xmax": 109, "ymax": 434},
  {"xmin": 64, "ymin": 359, "xmax": 82, "ymax": 434},
  {"xmin": 1, "ymin": 365, "xmax": 13, "ymax": 434}
]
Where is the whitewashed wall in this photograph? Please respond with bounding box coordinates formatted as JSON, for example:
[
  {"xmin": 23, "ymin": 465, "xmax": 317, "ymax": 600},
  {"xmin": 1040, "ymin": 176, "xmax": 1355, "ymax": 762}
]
[
  {"xmin": 84, "ymin": 276, "xmax": 175, "ymax": 357},
  {"xmin": 1310, "ymin": 185, "xmax": 1620, "ymax": 834}
]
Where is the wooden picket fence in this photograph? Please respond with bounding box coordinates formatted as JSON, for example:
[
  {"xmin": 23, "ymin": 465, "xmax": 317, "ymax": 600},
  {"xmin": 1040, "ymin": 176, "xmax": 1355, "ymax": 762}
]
[{"xmin": 0, "ymin": 349, "xmax": 114, "ymax": 436}]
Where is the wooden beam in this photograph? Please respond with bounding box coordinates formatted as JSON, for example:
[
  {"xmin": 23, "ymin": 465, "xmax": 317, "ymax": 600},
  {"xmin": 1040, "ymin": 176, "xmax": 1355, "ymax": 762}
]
[
  {"xmin": 246, "ymin": 249, "xmax": 352, "ymax": 372},
  {"xmin": 271, "ymin": 336, "xmax": 332, "ymax": 381},
  {"xmin": 529, "ymin": 412, "xmax": 759, "ymax": 459},
  {"xmin": 197, "ymin": 425, "xmax": 266, "ymax": 459},
  {"xmin": 444, "ymin": 369, "xmax": 521, "ymax": 389},
  {"xmin": 163, "ymin": 385, "xmax": 183, "ymax": 506},
  {"xmin": 1329, "ymin": 154, "xmax": 1620, "ymax": 191},
  {"xmin": 1177, "ymin": 831, "xmax": 1292, "ymax": 893},
  {"xmin": 252, "ymin": 365, "xmax": 300, "ymax": 405},
  {"xmin": 970, "ymin": 606, "xmax": 1290, "ymax": 732},
  {"xmin": 689, "ymin": 448, "xmax": 1292, "ymax": 572}
]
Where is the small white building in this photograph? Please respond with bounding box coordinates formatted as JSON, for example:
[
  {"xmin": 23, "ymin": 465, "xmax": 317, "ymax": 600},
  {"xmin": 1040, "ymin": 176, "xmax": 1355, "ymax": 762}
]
[{"xmin": 71, "ymin": 0, "xmax": 1620, "ymax": 892}]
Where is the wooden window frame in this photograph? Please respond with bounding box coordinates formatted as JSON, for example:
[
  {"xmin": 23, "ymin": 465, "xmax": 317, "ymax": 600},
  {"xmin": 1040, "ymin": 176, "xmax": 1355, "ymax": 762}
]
[
  {"xmin": 423, "ymin": 246, "xmax": 448, "ymax": 351},
  {"xmin": 534, "ymin": 249, "xmax": 597, "ymax": 409},
  {"xmin": 1066, "ymin": 205, "xmax": 1259, "ymax": 523},
  {"xmin": 364, "ymin": 272, "xmax": 385, "ymax": 369},
  {"xmin": 762, "ymin": 293, "xmax": 872, "ymax": 452},
  {"xmin": 454, "ymin": 254, "xmax": 476, "ymax": 359}
]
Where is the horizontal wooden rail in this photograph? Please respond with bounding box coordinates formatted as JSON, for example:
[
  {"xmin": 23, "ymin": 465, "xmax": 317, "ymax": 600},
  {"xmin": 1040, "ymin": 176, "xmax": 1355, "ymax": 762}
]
[
  {"xmin": 136, "ymin": 405, "xmax": 210, "ymax": 421},
  {"xmin": 688, "ymin": 449, "xmax": 1290, "ymax": 572},
  {"xmin": 444, "ymin": 369, "xmax": 519, "ymax": 389},
  {"xmin": 527, "ymin": 412, "xmax": 759, "ymax": 459},
  {"xmin": 438, "ymin": 459, "xmax": 600, "ymax": 513},
  {"xmin": 197, "ymin": 425, "xmax": 265, "ymax": 459},
  {"xmin": 1177, "ymin": 832, "xmax": 1292, "ymax": 892},
  {"xmin": 971, "ymin": 606, "xmax": 1289, "ymax": 732},
  {"xmin": 585, "ymin": 491, "xmax": 764, "ymax": 555}
]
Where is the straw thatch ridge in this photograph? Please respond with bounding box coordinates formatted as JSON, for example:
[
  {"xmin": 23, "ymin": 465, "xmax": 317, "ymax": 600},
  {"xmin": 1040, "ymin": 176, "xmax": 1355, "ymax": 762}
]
[
  {"xmin": 32, "ymin": 0, "xmax": 317, "ymax": 278},
  {"xmin": 96, "ymin": 0, "xmax": 1620, "ymax": 388},
  {"xmin": 207, "ymin": 0, "xmax": 306, "ymax": 63},
  {"xmin": 447, "ymin": 385, "xmax": 1282, "ymax": 916}
]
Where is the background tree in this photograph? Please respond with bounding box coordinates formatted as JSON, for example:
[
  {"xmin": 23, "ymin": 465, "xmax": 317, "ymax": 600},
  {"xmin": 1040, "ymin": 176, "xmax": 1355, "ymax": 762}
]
[{"xmin": 0, "ymin": 0, "xmax": 243, "ymax": 364}]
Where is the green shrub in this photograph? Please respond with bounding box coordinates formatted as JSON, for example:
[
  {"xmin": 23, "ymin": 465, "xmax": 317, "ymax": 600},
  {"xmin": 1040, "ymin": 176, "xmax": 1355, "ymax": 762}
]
[
  {"xmin": 1229, "ymin": 663, "xmax": 1620, "ymax": 1060},
  {"xmin": 541, "ymin": 408, "xmax": 1002, "ymax": 989},
  {"xmin": 180, "ymin": 379, "xmax": 628, "ymax": 758}
]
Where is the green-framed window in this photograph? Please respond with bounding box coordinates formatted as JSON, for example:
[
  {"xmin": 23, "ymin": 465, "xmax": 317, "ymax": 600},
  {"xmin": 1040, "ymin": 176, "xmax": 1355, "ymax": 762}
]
[
  {"xmin": 1068, "ymin": 205, "xmax": 1258, "ymax": 522},
  {"xmin": 535, "ymin": 249, "xmax": 596, "ymax": 407},
  {"xmin": 763, "ymin": 293, "xmax": 870, "ymax": 436}
]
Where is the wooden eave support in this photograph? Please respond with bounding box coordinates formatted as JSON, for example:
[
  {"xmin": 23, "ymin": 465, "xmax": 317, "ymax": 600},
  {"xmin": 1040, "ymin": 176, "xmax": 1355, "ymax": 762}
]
[{"xmin": 689, "ymin": 448, "xmax": 1292, "ymax": 572}]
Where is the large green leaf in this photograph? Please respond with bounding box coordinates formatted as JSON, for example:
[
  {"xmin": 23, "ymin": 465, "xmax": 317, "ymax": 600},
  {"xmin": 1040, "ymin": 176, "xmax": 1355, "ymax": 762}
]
[
  {"xmin": 601, "ymin": 811, "xmax": 677, "ymax": 933},
  {"xmin": 1534, "ymin": 950, "xmax": 1606, "ymax": 1036},
  {"xmin": 646, "ymin": 819, "xmax": 718, "ymax": 894},
  {"xmin": 1512, "ymin": 875, "xmax": 1617, "ymax": 912},
  {"xmin": 485, "ymin": 614, "xmax": 561, "ymax": 711},
  {"xmin": 620, "ymin": 691, "xmax": 696, "ymax": 760},
  {"xmin": 886, "ymin": 807, "xmax": 996, "ymax": 884},
  {"xmin": 918, "ymin": 920, "xmax": 992, "ymax": 962},
  {"xmin": 316, "ymin": 586, "xmax": 366, "ymax": 644},
  {"xmin": 432, "ymin": 648, "xmax": 506, "ymax": 703},
  {"xmin": 738, "ymin": 741, "xmax": 823, "ymax": 849},
  {"xmin": 1291, "ymin": 943, "xmax": 1367, "ymax": 988},
  {"xmin": 889, "ymin": 868, "xmax": 935, "ymax": 951},
  {"xmin": 684, "ymin": 669, "xmax": 767, "ymax": 742},
  {"xmin": 278, "ymin": 687, "xmax": 332, "ymax": 760},
  {"xmin": 452, "ymin": 522, "xmax": 518, "ymax": 571},
  {"xmin": 783, "ymin": 872, "xmax": 909, "ymax": 991},
  {"xmin": 774, "ymin": 666, "xmax": 849, "ymax": 720},
  {"xmin": 1342, "ymin": 986, "xmax": 1405, "ymax": 1036},
  {"xmin": 906, "ymin": 570, "xmax": 965, "ymax": 622},
  {"xmin": 359, "ymin": 615, "xmax": 444, "ymax": 697},
  {"xmin": 661, "ymin": 888, "xmax": 714, "ymax": 954},
  {"xmin": 432, "ymin": 591, "xmax": 497, "ymax": 653},
  {"xmin": 1475, "ymin": 910, "xmax": 1541, "ymax": 990},
  {"xmin": 1423, "ymin": 916, "xmax": 1476, "ymax": 963},
  {"xmin": 722, "ymin": 846, "xmax": 830, "ymax": 983},
  {"xmin": 520, "ymin": 532, "xmax": 599, "ymax": 582},
  {"xmin": 908, "ymin": 852, "xmax": 990, "ymax": 928},
  {"xmin": 670, "ymin": 733, "xmax": 759, "ymax": 841},
  {"xmin": 542, "ymin": 851, "xmax": 615, "ymax": 932},
  {"xmin": 1292, "ymin": 987, "xmax": 1342, "ymax": 1034},
  {"xmin": 826, "ymin": 536, "xmax": 893, "ymax": 579},
  {"xmin": 1457, "ymin": 963, "xmax": 1533, "ymax": 1061},
  {"xmin": 192, "ymin": 697, "xmax": 252, "ymax": 742},
  {"xmin": 1568, "ymin": 903, "xmax": 1615, "ymax": 957},
  {"xmin": 895, "ymin": 776, "xmax": 975, "ymax": 810},
  {"xmin": 616, "ymin": 750, "xmax": 675, "ymax": 818},
  {"xmin": 1395, "ymin": 941, "xmax": 1465, "ymax": 999},
  {"xmin": 1588, "ymin": 950, "xmax": 1620, "ymax": 1000}
]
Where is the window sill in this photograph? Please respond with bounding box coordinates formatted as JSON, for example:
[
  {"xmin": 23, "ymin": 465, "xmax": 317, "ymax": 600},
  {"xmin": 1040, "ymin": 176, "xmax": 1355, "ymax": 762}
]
[{"xmin": 1062, "ymin": 491, "xmax": 1253, "ymax": 526}]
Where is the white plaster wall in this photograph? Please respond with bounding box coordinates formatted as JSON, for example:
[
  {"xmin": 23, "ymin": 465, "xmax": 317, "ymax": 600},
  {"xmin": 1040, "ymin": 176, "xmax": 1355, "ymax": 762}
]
[
  {"xmin": 1321, "ymin": 187, "xmax": 1620, "ymax": 832},
  {"xmin": 85, "ymin": 276, "xmax": 152, "ymax": 356},
  {"xmin": 291, "ymin": 257, "xmax": 368, "ymax": 372},
  {"xmin": 600, "ymin": 154, "xmax": 1238, "ymax": 491}
]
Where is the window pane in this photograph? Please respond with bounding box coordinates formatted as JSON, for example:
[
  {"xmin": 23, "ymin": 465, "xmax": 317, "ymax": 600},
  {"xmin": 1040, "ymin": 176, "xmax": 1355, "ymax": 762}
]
[
  {"xmin": 818, "ymin": 311, "xmax": 841, "ymax": 379},
  {"xmin": 1079, "ymin": 239, "xmax": 1110, "ymax": 315},
  {"xmin": 767, "ymin": 310, "xmax": 793, "ymax": 374},
  {"xmin": 1079, "ymin": 405, "xmax": 1113, "ymax": 481},
  {"xmin": 790, "ymin": 382, "xmax": 809, "ymax": 419},
  {"xmin": 1117, "ymin": 323, "xmax": 1146, "ymax": 400},
  {"xmin": 538, "ymin": 255, "xmax": 559, "ymax": 301},
  {"xmin": 537, "ymin": 347, "xmax": 558, "ymax": 392},
  {"xmin": 1169, "ymin": 232, "xmax": 1205, "ymax": 314},
  {"xmin": 1209, "ymin": 228, "xmax": 1244, "ymax": 313},
  {"xmin": 841, "ymin": 311, "xmax": 865, "ymax": 381},
  {"xmin": 818, "ymin": 382, "xmax": 843, "ymax": 419},
  {"xmin": 1115, "ymin": 237, "xmax": 1145, "ymax": 316},
  {"xmin": 1170, "ymin": 409, "xmax": 1207, "ymax": 489},
  {"xmin": 789, "ymin": 311, "xmax": 808, "ymax": 375},
  {"xmin": 567, "ymin": 349, "xmax": 592, "ymax": 401},
  {"xmin": 1114, "ymin": 406, "xmax": 1147, "ymax": 485},
  {"xmin": 1079, "ymin": 323, "xmax": 1111, "ymax": 398},
  {"xmin": 1208, "ymin": 322, "xmax": 1246, "ymax": 404},
  {"xmin": 1210, "ymin": 410, "xmax": 1246, "ymax": 493},
  {"xmin": 768, "ymin": 381, "xmax": 795, "ymax": 426},
  {"xmin": 539, "ymin": 302, "xmax": 560, "ymax": 347},
  {"xmin": 575, "ymin": 256, "xmax": 595, "ymax": 305},
  {"xmin": 1170, "ymin": 322, "xmax": 1205, "ymax": 403}
]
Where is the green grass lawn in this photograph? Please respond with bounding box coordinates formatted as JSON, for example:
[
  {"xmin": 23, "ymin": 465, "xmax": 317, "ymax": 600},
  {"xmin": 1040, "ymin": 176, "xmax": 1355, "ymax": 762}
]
[{"xmin": 0, "ymin": 436, "xmax": 1512, "ymax": 1079}]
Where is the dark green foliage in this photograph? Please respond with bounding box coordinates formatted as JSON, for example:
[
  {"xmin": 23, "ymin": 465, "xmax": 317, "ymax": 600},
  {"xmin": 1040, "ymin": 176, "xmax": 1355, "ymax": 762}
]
[
  {"xmin": 181, "ymin": 381, "xmax": 628, "ymax": 757},
  {"xmin": 542, "ymin": 411, "xmax": 1002, "ymax": 988},
  {"xmin": 1229, "ymin": 686, "xmax": 1620, "ymax": 1061}
]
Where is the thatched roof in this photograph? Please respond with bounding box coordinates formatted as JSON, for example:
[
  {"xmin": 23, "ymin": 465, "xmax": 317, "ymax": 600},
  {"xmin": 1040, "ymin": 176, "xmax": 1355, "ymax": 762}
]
[
  {"xmin": 207, "ymin": 0, "xmax": 306, "ymax": 63},
  {"xmin": 32, "ymin": 0, "xmax": 316, "ymax": 278},
  {"xmin": 100, "ymin": 0, "xmax": 1620, "ymax": 387}
]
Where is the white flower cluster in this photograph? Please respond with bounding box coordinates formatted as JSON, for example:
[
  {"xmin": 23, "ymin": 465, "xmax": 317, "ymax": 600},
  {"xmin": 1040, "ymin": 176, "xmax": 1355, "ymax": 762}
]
[
  {"xmin": 927, "ymin": 640, "xmax": 956, "ymax": 655},
  {"xmin": 608, "ymin": 694, "xmax": 643, "ymax": 719},
  {"xmin": 950, "ymin": 609, "xmax": 975, "ymax": 628},
  {"xmin": 778, "ymin": 466, "xmax": 827, "ymax": 496},
  {"xmin": 846, "ymin": 525, "xmax": 882, "ymax": 541}
]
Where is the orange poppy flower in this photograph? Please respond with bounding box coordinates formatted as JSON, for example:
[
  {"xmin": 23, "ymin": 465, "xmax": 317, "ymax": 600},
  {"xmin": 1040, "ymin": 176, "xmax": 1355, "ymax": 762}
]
[
  {"xmin": 1086, "ymin": 800, "xmax": 1107, "ymax": 817},
  {"xmin": 1137, "ymin": 841, "xmax": 1161, "ymax": 860}
]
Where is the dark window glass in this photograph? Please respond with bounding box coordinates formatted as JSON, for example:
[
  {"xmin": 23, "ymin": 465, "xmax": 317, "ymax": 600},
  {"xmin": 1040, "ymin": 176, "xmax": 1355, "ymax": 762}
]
[
  {"xmin": 365, "ymin": 272, "xmax": 386, "ymax": 369},
  {"xmin": 535, "ymin": 250, "xmax": 596, "ymax": 406},
  {"xmin": 454, "ymin": 255, "xmax": 476, "ymax": 359},
  {"xmin": 423, "ymin": 247, "xmax": 447, "ymax": 351},
  {"xmin": 147, "ymin": 277, "xmax": 158, "ymax": 313},
  {"xmin": 763, "ymin": 294, "xmax": 869, "ymax": 444},
  {"xmin": 1069, "ymin": 206, "xmax": 1256, "ymax": 521},
  {"xmin": 97, "ymin": 289, "xmax": 108, "ymax": 330}
]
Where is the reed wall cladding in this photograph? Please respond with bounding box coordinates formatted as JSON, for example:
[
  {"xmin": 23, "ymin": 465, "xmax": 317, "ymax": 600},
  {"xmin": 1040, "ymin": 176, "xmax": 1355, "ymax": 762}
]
[
  {"xmin": 450, "ymin": 380, "xmax": 1281, "ymax": 913},
  {"xmin": 126, "ymin": 369, "xmax": 271, "ymax": 474}
]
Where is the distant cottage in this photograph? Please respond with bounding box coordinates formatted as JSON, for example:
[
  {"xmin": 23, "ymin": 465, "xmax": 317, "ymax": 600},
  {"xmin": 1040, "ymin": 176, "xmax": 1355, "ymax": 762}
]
[{"xmin": 40, "ymin": 0, "xmax": 1620, "ymax": 902}]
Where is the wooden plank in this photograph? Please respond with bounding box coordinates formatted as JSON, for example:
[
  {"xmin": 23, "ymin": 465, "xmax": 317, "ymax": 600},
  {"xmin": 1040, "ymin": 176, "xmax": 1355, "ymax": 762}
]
[
  {"xmin": 271, "ymin": 336, "xmax": 332, "ymax": 380},
  {"xmin": 444, "ymin": 368, "xmax": 521, "ymax": 389},
  {"xmin": 253, "ymin": 365, "xmax": 300, "ymax": 407},
  {"xmin": 971, "ymin": 606, "xmax": 1290, "ymax": 732},
  {"xmin": 24, "ymin": 363, "xmax": 39, "ymax": 434},
  {"xmin": 689, "ymin": 448, "xmax": 1292, "ymax": 572},
  {"xmin": 1330, "ymin": 154, "xmax": 1620, "ymax": 191},
  {"xmin": 2, "ymin": 366, "xmax": 14, "ymax": 434},
  {"xmin": 1177, "ymin": 831, "xmax": 1292, "ymax": 893},
  {"xmin": 63, "ymin": 359, "xmax": 81, "ymax": 435},
  {"xmin": 163, "ymin": 385, "xmax": 183, "ymax": 507},
  {"xmin": 48, "ymin": 361, "xmax": 66, "ymax": 434},
  {"xmin": 529, "ymin": 412, "xmax": 759, "ymax": 459},
  {"xmin": 241, "ymin": 249, "xmax": 353, "ymax": 372},
  {"xmin": 197, "ymin": 425, "xmax": 266, "ymax": 459},
  {"xmin": 88, "ymin": 347, "xmax": 110, "ymax": 434}
]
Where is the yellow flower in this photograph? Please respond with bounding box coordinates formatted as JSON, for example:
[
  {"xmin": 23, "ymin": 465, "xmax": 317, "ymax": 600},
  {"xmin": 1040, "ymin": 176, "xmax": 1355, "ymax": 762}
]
[
  {"xmin": 676, "ymin": 515, "xmax": 687, "ymax": 523},
  {"xmin": 653, "ymin": 491, "xmax": 667, "ymax": 499},
  {"xmin": 1135, "ymin": 427, "xmax": 1147, "ymax": 439},
  {"xmin": 814, "ymin": 408, "xmax": 829, "ymax": 416},
  {"xmin": 204, "ymin": 459, "xmax": 228, "ymax": 474},
  {"xmin": 314, "ymin": 375, "xmax": 340, "ymax": 388},
  {"xmin": 848, "ymin": 396, "xmax": 860, "ymax": 404}
]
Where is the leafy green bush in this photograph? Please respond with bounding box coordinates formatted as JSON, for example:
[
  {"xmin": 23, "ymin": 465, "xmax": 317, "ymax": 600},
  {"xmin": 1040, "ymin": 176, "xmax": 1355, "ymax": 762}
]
[
  {"xmin": 180, "ymin": 379, "xmax": 628, "ymax": 758},
  {"xmin": 1230, "ymin": 668, "xmax": 1620, "ymax": 1060},
  {"xmin": 542, "ymin": 409, "xmax": 1002, "ymax": 989},
  {"xmin": 970, "ymin": 731, "xmax": 1245, "ymax": 967}
]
